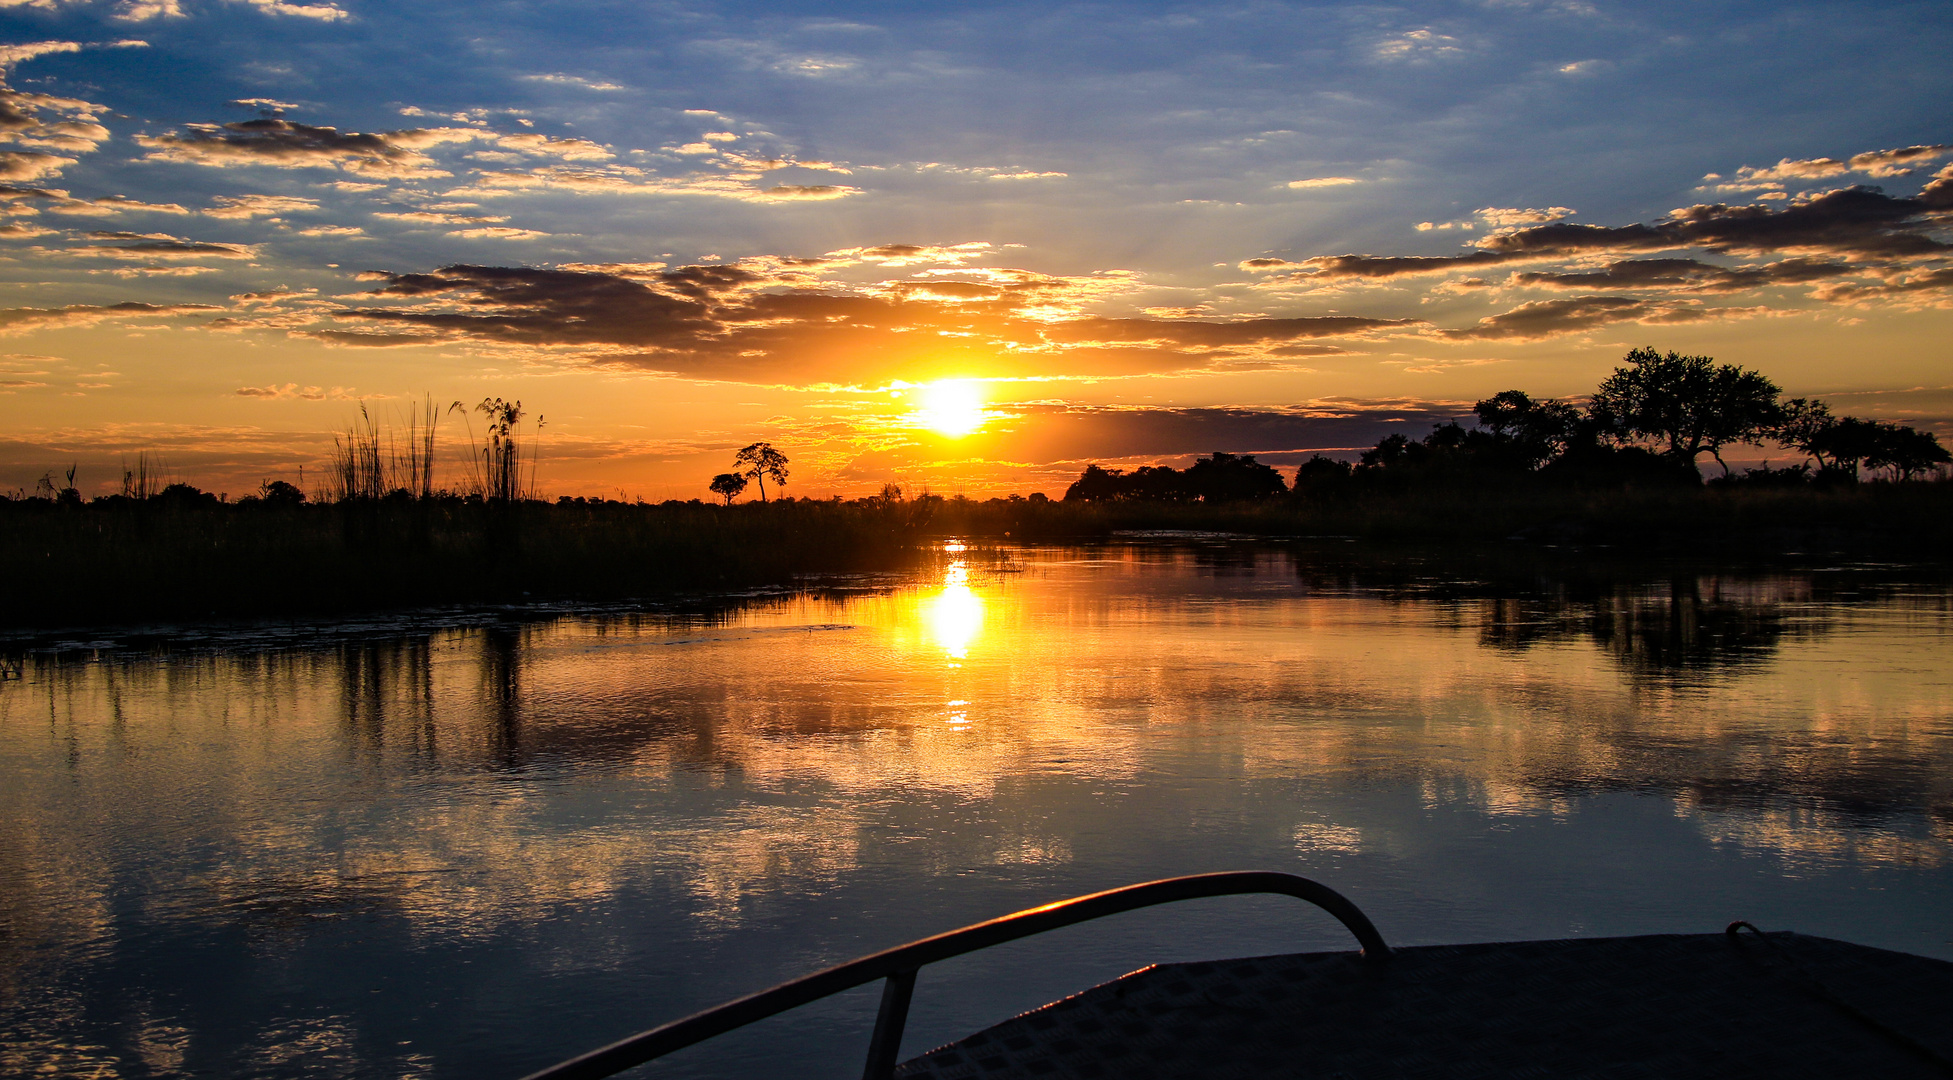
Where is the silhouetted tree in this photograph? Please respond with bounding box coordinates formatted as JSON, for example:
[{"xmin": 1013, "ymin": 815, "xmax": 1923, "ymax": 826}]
[
  {"xmin": 1807, "ymin": 416, "xmax": 1884, "ymax": 479},
  {"xmin": 1474, "ymin": 390, "xmax": 1584, "ymax": 469},
  {"xmin": 1064, "ymin": 464, "xmax": 1127, "ymax": 501},
  {"xmin": 1589, "ymin": 348, "xmax": 1783, "ymax": 475},
  {"xmin": 1291, "ymin": 454, "xmax": 1355, "ymax": 497},
  {"xmin": 1775, "ymin": 397, "xmax": 1838, "ymax": 468},
  {"xmin": 708, "ymin": 472, "xmax": 748, "ymax": 505},
  {"xmin": 1360, "ymin": 433, "xmax": 1421, "ymax": 470},
  {"xmin": 733, "ymin": 442, "xmax": 789, "ymax": 502},
  {"xmin": 1063, "ymin": 453, "xmax": 1286, "ymax": 502},
  {"xmin": 1184, "ymin": 453, "xmax": 1288, "ymax": 501},
  {"xmin": 1865, "ymin": 423, "xmax": 1952, "ymax": 480}
]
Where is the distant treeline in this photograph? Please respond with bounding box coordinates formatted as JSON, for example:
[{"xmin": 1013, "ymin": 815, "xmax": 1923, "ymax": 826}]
[
  {"xmin": 1063, "ymin": 348, "xmax": 1951, "ymax": 503},
  {"xmin": 6, "ymin": 352, "xmax": 1951, "ymax": 630}
]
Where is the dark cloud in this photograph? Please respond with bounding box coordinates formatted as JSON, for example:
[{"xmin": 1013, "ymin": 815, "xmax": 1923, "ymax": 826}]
[
  {"xmin": 830, "ymin": 400, "xmax": 1468, "ymax": 482},
  {"xmin": 1440, "ymin": 296, "xmax": 1770, "ymax": 341},
  {"xmin": 136, "ymin": 118, "xmax": 479, "ymax": 176},
  {"xmin": 990, "ymin": 402, "xmax": 1466, "ymax": 462},
  {"xmin": 75, "ymin": 230, "xmax": 254, "ymax": 258},
  {"xmin": 1512, "ymin": 257, "xmax": 1852, "ymax": 292},
  {"xmin": 1264, "ymin": 251, "xmax": 1512, "ymax": 280},
  {"xmin": 1484, "ymin": 183, "xmax": 1953, "ymax": 261},
  {"xmin": 327, "ymin": 262, "xmax": 1415, "ymax": 385},
  {"xmin": 1275, "ymin": 177, "xmax": 1953, "ymax": 289},
  {"xmin": 0, "ymin": 301, "xmax": 216, "ymax": 335}
]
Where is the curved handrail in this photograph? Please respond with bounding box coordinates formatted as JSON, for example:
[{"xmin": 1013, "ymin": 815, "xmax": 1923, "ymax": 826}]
[{"xmin": 518, "ymin": 871, "xmax": 1388, "ymax": 1080}]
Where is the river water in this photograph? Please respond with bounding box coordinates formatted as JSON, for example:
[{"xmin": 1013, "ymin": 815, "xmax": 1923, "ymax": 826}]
[{"xmin": 3, "ymin": 539, "xmax": 1950, "ymax": 1079}]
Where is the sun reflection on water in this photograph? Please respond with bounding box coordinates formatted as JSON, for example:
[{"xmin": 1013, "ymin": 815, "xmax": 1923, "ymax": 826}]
[{"xmin": 925, "ymin": 542, "xmax": 984, "ymax": 662}]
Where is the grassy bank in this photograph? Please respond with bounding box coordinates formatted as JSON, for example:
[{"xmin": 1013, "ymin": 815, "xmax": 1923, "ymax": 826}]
[
  {"xmin": 1, "ymin": 497, "xmax": 924, "ymax": 629},
  {"xmin": 5, "ymin": 481, "xmax": 1948, "ymax": 630}
]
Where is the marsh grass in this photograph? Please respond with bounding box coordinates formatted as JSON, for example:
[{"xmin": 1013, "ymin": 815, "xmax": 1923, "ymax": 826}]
[{"xmin": 326, "ymin": 396, "xmax": 439, "ymax": 501}]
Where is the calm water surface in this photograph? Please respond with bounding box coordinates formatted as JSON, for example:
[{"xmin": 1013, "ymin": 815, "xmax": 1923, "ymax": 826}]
[{"xmin": 4, "ymin": 541, "xmax": 1951, "ymax": 1078}]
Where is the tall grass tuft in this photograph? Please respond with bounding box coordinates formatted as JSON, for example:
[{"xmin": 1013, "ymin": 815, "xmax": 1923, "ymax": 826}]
[
  {"xmin": 121, "ymin": 452, "xmax": 166, "ymax": 499},
  {"xmin": 396, "ymin": 393, "xmax": 438, "ymax": 499}
]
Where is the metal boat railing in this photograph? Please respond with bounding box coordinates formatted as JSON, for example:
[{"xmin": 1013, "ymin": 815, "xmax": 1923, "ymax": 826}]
[{"xmin": 517, "ymin": 870, "xmax": 1390, "ymax": 1080}]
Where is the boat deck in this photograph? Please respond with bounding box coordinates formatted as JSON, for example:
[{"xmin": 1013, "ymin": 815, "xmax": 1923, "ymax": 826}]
[{"xmin": 896, "ymin": 931, "xmax": 1953, "ymax": 1079}]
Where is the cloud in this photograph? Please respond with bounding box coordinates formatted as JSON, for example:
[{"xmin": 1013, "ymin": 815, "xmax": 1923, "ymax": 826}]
[
  {"xmin": 115, "ymin": 0, "xmax": 184, "ymax": 19},
  {"xmin": 1475, "ymin": 206, "xmax": 1573, "ymax": 227},
  {"xmin": 316, "ymin": 260, "xmax": 1414, "ymax": 385},
  {"xmin": 234, "ymin": 382, "xmax": 357, "ymax": 399},
  {"xmin": 1511, "ymin": 256, "xmax": 1851, "ymax": 292},
  {"xmin": 0, "ymin": 38, "xmax": 145, "ymax": 71},
  {"xmin": 1710, "ymin": 144, "xmax": 1953, "ymax": 191},
  {"xmin": 1846, "ymin": 144, "xmax": 1953, "ymax": 178},
  {"xmin": 228, "ymin": 97, "xmax": 300, "ymax": 111},
  {"xmin": 294, "ymin": 223, "xmax": 364, "ymax": 237},
  {"xmin": 1439, "ymin": 295, "xmax": 1772, "ymax": 340},
  {"xmin": 496, "ymin": 133, "xmax": 612, "ymax": 161},
  {"xmin": 1272, "ymin": 251, "xmax": 1512, "ymax": 280},
  {"xmin": 373, "ymin": 210, "xmax": 509, "ymax": 225},
  {"xmin": 520, "ymin": 73, "xmax": 628, "ymax": 92},
  {"xmin": 0, "ymin": 151, "xmax": 75, "ymax": 181},
  {"xmin": 93, "ymin": 264, "xmax": 221, "ymax": 276},
  {"xmin": 137, "ymin": 118, "xmax": 482, "ymax": 176},
  {"xmin": 830, "ymin": 242, "xmax": 997, "ymax": 267},
  {"xmin": 1812, "ymin": 265, "xmax": 1953, "ymax": 304},
  {"xmin": 45, "ymin": 193, "xmax": 190, "ymax": 215},
  {"xmin": 1271, "ymin": 175, "xmax": 1953, "ymax": 298},
  {"xmin": 758, "ymin": 184, "xmax": 857, "ymax": 200},
  {"xmin": 1375, "ymin": 28, "xmax": 1463, "ymax": 61},
  {"xmin": 239, "ymin": 0, "xmax": 350, "ymax": 20},
  {"xmin": 0, "ymin": 300, "xmax": 215, "ymax": 335},
  {"xmin": 73, "ymin": 230, "xmax": 255, "ymax": 259},
  {"xmin": 203, "ymin": 193, "xmax": 319, "ymax": 218},
  {"xmin": 451, "ymin": 225, "xmax": 547, "ymax": 239},
  {"xmin": 1287, "ymin": 177, "xmax": 1359, "ymax": 189},
  {"xmin": 0, "ymin": 41, "xmax": 83, "ymax": 69},
  {"xmin": 448, "ymin": 163, "xmax": 863, "ymax": 202}
]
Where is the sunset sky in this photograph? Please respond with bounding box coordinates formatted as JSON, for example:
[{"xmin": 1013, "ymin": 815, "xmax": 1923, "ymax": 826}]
[{"xmin": 1, "ymin": 0, "xmax": 1949, "ymax": 500}]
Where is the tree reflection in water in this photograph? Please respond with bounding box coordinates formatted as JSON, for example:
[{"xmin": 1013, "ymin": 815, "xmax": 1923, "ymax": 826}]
[{"xmin": 0, "ymin": 540, "xmax": 1947, "ymax": 1080}]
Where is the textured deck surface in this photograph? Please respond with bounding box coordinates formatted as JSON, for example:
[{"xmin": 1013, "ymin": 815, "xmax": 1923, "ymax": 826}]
[{"xmin": 895, "ymin": 932, "xmax": 1953, "ymax": 1079}]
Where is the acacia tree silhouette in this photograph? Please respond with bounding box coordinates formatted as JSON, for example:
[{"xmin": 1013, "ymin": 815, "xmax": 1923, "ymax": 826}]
[
  {"xmin": 708, "ymin": 472, "xmax": 748, "ymax": 505},
  {"xmin": 1591, "ymin": 348, "xmax": 1783, "ymax": 476},
  {"xmin": 733, "ymin": 442, "xmax": 789, "ymax": 502}
]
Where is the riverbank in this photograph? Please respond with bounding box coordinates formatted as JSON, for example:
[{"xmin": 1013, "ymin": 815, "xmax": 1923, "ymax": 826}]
[
  {"xmin": 954, "ymin": 480, "xmax": 1953, "ymax": 552},
  {"xmin": 5, "ymin": 482, "xmax": 1948, "ymax": 629},
  {"xmin": 2, "ymin": 497, "xmax": 922, "ymax": 629}
]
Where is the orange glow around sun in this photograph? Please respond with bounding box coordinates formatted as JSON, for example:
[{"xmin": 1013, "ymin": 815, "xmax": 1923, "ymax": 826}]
[{"xmin": 913, "ymin": 380, "xmax": 986, "ymax": 438}]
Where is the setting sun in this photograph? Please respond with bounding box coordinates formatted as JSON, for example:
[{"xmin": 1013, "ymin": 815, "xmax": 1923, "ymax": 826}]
[{"xmin": 915, "ymin": 380, "xmax": 987, "ymax": 438}]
